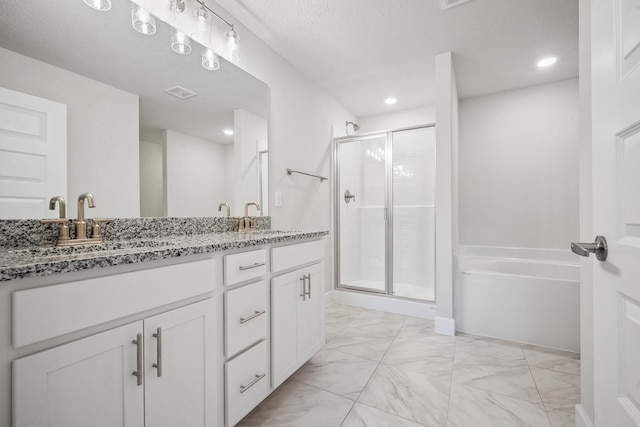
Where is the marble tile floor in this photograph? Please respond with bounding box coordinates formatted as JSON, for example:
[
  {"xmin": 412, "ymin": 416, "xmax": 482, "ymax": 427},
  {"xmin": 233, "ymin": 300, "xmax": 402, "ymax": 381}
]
[{"xmin": 238, "ymin": 303, "xmax": 580, "ymax": 427}]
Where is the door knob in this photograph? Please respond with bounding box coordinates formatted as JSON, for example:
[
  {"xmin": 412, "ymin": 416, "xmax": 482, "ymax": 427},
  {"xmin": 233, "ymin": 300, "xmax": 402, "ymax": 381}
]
[{"xmin": 571, "ymin": 235, "xmax": 607, "ymax": 261}]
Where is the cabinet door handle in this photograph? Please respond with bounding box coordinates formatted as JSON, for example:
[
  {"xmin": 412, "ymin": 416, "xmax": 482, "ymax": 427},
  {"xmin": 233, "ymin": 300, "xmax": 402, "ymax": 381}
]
[
  {"xmin": 132, "ymin": 333, "xmax": 143, "ymax": 386},
  {"xmin": 238, "ymin": 262, "xmax": 265, "ymax": 271},
  {"xmin": 306, "ymin": 274, "xmax": 312, "ymax": 299},
  {"xmin": 240, "ymin": 373, "xmax": 266, "ymax": 393},
  {"xmin": 152, "ymin": 327, "xmax": 162, "ymax": 377},
  {"xmin": 240, "ymin": 310, "xmax": 266, "ymax": 324},
  {"xmin": 299, "ymin": 275, "xmax": 306, "ymax": 301}
]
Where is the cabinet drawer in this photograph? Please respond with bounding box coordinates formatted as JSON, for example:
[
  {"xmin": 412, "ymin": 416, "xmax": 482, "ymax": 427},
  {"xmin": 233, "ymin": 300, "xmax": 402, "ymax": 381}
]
[
  {"xmin": 13, "ymin": 259, "xmax": 217, "ymax": 347},
  {"xmin": 224, "ymin": 249, "xmax": 267, "ymax": 286},
  {"xmin": 225, "ymin": 341, "xmax": 269, "ymax": 427},
  {"xmin": 225, "ymin": 280, "xmax": 268, "ymax": 357},
  {"xmin": 271, "ymin": 240, "xmax": 323, "ymax": 273}
]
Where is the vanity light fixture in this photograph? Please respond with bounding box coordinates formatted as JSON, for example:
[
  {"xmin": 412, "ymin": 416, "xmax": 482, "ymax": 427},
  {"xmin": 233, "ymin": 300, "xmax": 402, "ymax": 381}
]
[
  {"xmin": 202, "ymin": 48, "xmax": 221, "ymax": 70},
  {"xmin": 131, "ymin": 3, "xmax": 156, "ymax": 35},
  {"xmin": 83, "ymin": 0, "xmax": 111, "ymax": 11},
  {"xmin": 223, "ymin": 129, "xmax": 234, "ymax": 135},
  {"xmin": 384, "ymin": 97, "xmax": 397, "ymax": 105},
  {"xmin": 226, "ymin": 27, "xmax": 240, "ymax": 63},
  {"xmin": 537, "ymin": 57, "xmax": 557, "ymax": 68},
  {"xmin": 171, "ymin": 28, "xmax": 192, "ymax": 54}
]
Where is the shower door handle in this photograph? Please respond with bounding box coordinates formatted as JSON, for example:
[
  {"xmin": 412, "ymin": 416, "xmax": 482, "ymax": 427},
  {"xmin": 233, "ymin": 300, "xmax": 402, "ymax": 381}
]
[
  {"xmin": 571, "ymin": 235, "xmax": 607, "ymax": 261},
  {"xmin": 344, "ymin": 190, "xmax": 356, "ymax": 204}
]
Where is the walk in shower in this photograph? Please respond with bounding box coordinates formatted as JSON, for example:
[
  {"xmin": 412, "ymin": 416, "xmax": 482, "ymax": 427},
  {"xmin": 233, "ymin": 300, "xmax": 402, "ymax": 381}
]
[{"xmin": 335, "ymin": 125, "xmax": 436, "ymax": 301}]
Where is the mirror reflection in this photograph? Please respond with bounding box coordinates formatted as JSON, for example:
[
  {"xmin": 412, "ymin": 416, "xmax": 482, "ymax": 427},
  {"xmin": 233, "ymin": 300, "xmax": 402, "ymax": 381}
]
[{"xmin": 0, "ymin": 0, "xmax": 269, "ymax": 219}]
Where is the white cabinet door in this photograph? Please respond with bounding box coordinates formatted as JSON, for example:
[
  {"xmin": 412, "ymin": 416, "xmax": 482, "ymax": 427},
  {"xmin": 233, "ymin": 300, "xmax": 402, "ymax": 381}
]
[
  {"xmin": 299, "ymin": 263, "xmax": 324, "ymax": 361},
  {"xmin": 271, "ymin": 268, "xmax": 301, "ymax": 388},
  {"xmin": 13, "ymin": 321, "xmax": 144, "ymax": 427},
  {"xmin": 271, "ymin": 262, "xmax": 324, "ymax": 389},
  {"xmin": 144, "ymin": 298, "xmax": 217, "ymax": 427}
]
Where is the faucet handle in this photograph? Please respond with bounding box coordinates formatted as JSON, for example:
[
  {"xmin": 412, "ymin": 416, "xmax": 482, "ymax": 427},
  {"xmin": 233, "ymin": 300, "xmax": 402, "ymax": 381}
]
[
  {"xmin": 91, "ymin": 218, "xmax": 113, "ymax": 239},
  {"xmin": 41, "ymin": 218, "xmax": 71, "ymax": 242}
]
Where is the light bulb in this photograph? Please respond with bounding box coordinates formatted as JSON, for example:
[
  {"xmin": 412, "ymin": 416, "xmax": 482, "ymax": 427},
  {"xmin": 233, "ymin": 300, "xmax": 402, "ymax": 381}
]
[
  {"xmin": 384, "ymin": 97, "xmax": 397, "ymax": 105},
  {"xmin": 226, "ymin": 28, "xmax": 239, "ymax": 63},
  {"xmin": 131, "ymin": 4, "xmax": 156, "ymax": 35},
  {"xmin": 83, "ymin": 0, "xmax": 111, "ymax": 11},
  {"xmin": 171, "ymin": 29, "xmax": 192, "ymax": 55},
  {"xmin": 202, "ymin": 49, "xmax": 220, "ymax": 71}
]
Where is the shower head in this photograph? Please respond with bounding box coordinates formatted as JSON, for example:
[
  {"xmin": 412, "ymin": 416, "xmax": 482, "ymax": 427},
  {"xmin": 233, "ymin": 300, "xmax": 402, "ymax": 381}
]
[{"xmin": 345, "ymin": 121, "xmax": 360, "ymax": 135}]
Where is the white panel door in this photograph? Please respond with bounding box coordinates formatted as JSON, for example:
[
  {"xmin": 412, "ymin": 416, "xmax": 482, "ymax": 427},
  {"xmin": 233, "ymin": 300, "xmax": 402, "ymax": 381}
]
[
  {"xmin": 144, "ymin": 298, "xmax": 217, "ymax": 427},
  {"xmin": 0, "ymin": 86, "xmax": 66, "ymax": 218},
  {"xmin": 592, "ymin": 0, "xmax": 640, "ymax": 425},
  {"xmin": 13, "ymin": 321, "xmax": 144, "ymax": 427}
]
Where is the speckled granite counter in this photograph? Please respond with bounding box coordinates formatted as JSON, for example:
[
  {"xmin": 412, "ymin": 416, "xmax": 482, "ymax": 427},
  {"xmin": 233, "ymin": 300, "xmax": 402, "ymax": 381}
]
[{"xmin": 0, "ymin": 229, "xmax": 328, "ymax": 282}]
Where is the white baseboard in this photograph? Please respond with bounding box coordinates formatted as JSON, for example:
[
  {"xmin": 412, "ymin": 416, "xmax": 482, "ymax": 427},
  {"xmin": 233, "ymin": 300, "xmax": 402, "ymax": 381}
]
[
  {"xmin": 575, "ymin": 404, "xmax": 594, "ymax": 427},
  {"xmin": 330, "ymin": 290, "xmax": 436, "ymax": 319},
  {"xmin": 435, "ymin": 316, "xmax": 456, "ymax": 336},
  {"xmin": 325, "ymin": 290, "xmax": 333, "ymax": 307}
]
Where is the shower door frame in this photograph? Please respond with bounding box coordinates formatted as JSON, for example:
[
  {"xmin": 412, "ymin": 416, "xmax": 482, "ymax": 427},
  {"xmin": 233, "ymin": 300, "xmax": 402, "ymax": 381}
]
[{"xmin": 334, "ymin": 123, "xmax": 436, "ymax": 301}]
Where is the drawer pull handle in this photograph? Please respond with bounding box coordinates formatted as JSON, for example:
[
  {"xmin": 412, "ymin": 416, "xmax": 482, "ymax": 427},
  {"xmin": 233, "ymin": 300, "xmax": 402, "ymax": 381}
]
[
  {"xmin": 299, "ymin": 275, "xmax": 306, "ymax": 301},
  {"xmin": 239, "ymin": 262, "xmax": 266, "ymax": 271},
  {"xmin": 152, "ymin": 327, "xmax": 162, "ymax": 377},
  {"xmin": 240, "ymin": 373, "xmax": 266, "ymax": 393},
  {"xmin": 132, "ymin": 333, "xmax": 143, "ymax": 386},
  {"xmin": 240, "ymin": 310, "xmax": 266, "ymax": 324},
  {"xmin": 305, "ymin": 273, "xmax": 311, "ymax": 299}
]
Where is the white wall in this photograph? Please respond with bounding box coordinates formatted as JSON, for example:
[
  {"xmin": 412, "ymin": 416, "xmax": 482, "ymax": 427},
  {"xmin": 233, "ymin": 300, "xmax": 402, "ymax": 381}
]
[
  {"xmin": 434, "ymin": 52, "xmax": 458, "ymax": 335},
  {"xmin": 0, "ymin": 47, "xmax": 140, "ymax": 218},
  {"xmin": 357, "ymin": 105, "xmax": 436, "ymax": 133},
  {"xmin": 232, "ymin": 109, "xmax": 268, "ymax": 217},
  {"xmin": 459, "ymin": 79, "xmax": 580, "ymax": 249},
  {"xmin": 163, "ymin": 130, "xmax": 227, "ymax": 217},
  {"xmin": 139, "ymin": 140, "xmax": 164, "ymax": 217}
]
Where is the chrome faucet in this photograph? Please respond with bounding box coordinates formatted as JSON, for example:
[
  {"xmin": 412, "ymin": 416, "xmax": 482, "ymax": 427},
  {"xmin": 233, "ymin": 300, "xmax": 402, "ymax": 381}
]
[
  {"xmin": 218, "ymin": 202, "xmax": 230, "ymax": 217},
  {"xmin": 239, "ymin": 202, "xmax": 261, "ymax": 231},
  {"xmin": 76, "ymin": 192, "xmax": 96, "ymax": 240}
]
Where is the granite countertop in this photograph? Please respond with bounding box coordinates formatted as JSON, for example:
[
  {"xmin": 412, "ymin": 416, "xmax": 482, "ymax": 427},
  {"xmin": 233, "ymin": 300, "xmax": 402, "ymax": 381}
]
[{"xmin": 0, "ymin": 230, "xmax": 328, "ymax": 282}]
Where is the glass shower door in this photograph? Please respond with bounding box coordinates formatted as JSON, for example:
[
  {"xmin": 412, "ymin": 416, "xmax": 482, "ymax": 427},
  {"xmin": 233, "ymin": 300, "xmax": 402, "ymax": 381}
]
[
  {"xmin": 338, "ymin": 135, "xmax": 387, "ymax": 293},
  {"xmin": 391, "ymin": 127, "xmax": 436, "ymax": 301}
]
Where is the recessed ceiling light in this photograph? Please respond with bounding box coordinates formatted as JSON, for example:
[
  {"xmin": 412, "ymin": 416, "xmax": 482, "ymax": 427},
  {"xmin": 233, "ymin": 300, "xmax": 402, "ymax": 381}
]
[
  {"xmin": 384, "ymin": 97, "xmax": 397, "ymax": 105},
  {"xmin": 537, "ymin": 57, "xmax": 557, "ymax": 68},
  {"xmin": 223, "ymin": 129, "xmax": 234, "ymax": 135}
]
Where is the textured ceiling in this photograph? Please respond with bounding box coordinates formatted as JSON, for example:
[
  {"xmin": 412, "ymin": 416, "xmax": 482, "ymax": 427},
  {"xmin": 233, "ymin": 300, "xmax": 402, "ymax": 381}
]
[{"xmin": 216, "ymin": 0, "xmax": 579, "ymax": 117}]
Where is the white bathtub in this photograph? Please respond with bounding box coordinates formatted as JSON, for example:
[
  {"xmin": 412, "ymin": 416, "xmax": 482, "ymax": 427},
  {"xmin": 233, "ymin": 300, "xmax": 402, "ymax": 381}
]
[{"xmin": 455, "ymin": 246, "xmax": 580, "ymax": 352}]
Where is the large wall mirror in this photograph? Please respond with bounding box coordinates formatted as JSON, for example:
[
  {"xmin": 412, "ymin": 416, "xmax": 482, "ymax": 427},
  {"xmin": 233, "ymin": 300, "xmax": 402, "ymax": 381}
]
[{"xmin": 0, "ymin": 0, "xmax": 268, "ymax": 219}]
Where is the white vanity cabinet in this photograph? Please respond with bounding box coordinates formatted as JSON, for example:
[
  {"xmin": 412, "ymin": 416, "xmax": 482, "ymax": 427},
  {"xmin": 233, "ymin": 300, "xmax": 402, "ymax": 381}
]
[
  {"xmin": 14, "ymin": 298, "xmax": 216, "ymax": 427},
  {"xmin": 271, "ymin": 240, "xmax": 325, "ymax": 388},
  {"xmin": 11, "ymin": 259, "xmax": 218, "ymax": 427}
]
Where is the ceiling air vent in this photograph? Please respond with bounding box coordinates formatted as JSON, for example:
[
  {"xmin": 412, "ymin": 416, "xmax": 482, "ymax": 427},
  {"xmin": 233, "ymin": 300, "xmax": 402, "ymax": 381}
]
[
  {"xmin": 441, "ymin": 0, "xmax": 473, "ymax": 9},
  {"xmin": 164, "ymin": 85, "xmax": 197, "ymax": 100}
]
